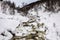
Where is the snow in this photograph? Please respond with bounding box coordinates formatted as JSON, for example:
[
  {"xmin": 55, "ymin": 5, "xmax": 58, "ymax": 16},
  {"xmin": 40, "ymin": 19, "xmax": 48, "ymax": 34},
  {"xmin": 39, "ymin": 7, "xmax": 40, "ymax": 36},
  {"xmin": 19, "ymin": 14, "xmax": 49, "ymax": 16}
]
[
  {"xmin": 28, "ymin": 8, "xmax": 60, "ymax": 40},
  {"xmin": 0, "ymin": 0, "xmax": 60, "ymax": 40},
  {"xmin": 38, "ymin": 11, "xmax": 60, "ymax": 40},
  {"xmin": 0, "ymin": 5, "xmax": 29, "ymax": 40}
]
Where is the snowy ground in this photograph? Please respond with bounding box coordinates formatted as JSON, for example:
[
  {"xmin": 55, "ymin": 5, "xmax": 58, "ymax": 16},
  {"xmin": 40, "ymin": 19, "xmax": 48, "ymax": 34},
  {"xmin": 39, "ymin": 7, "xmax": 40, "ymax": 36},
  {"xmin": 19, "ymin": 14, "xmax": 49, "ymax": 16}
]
[
  {"xmin": 0, "ymin": 0, "xmax": 60, "ymax": 40},
  {"xmin": 0, "ymin": 9, "xmax": 60, "ymax": 40}
]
